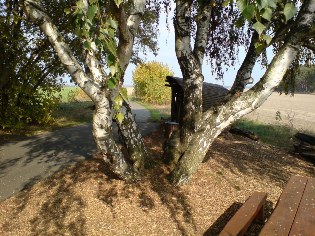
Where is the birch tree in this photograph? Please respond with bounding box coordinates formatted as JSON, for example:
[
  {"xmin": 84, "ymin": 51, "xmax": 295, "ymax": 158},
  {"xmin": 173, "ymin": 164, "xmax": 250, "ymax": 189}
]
[
  {"xmin": 165, "ymin": 0, "xmax": 315, "ymax": 184},
  {"xmin": 22, "ymin": 0, "xmax": 315, "ymax": 185},
  {"xmin": 23, "ymin": 0, "xmax": 159, "ymax": 180}
]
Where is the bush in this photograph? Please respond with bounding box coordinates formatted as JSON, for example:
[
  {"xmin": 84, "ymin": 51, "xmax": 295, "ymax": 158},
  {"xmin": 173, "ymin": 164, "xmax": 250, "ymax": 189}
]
[
  {"xmin": 133, "ymin": 61, "xmax": 173, "ymax": 105},
  {"xmin": 67, "ymin": 88, "xmax": 91, "ymax": 102},
  {"xmin": 0, "ymin": 87, "xmax": 61, "ymax": 129}
]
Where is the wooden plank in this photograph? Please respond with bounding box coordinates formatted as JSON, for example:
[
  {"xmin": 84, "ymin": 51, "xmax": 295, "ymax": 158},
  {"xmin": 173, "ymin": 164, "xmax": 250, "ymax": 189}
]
[
  {"xmin": 219, "ymin": 192, "xmax": 267, "ymax": 236},
  {"xmin": 259, "ymin": 176, "xmax": 308, "ymax": 236},
  {"xmin": 289, "ymin": 177, "xmax": 315, "ymax": 236}
]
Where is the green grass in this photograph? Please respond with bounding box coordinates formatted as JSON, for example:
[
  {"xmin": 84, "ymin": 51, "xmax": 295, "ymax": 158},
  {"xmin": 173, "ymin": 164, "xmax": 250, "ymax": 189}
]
[
  {"xmin": 53, "ymin": 101, "xmax": 93, "ymax": 126},
  {"xmin": 53, "ymin": 86, "xmax": 93, "ymax": 126},
  {"xmin": 59, "ymin": 86, "xmax": 80, "ymax": 103},
  {"xmin": 1, "ymin": 86, "xmax": 93, "ymax": 140},
  {"xmin": 132, "ymin": 99, "xmax": 171, "ymax": 122},
  {"xmin": 234, "ymin": 119, "xmax": 295, "ymax": 149}
]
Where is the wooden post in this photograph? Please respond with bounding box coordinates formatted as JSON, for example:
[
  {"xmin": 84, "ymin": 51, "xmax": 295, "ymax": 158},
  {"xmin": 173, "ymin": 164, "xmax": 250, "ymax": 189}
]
[{"xmin": 164, "ymin": 121, "xmax": 179, "ymax": 138}]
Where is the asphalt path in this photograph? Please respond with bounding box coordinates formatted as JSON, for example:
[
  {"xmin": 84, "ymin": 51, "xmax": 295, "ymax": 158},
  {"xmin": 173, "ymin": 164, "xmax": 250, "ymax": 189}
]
[{"xmin": 0, "ymin": 102, "xmax": 158, "ymax": 201}]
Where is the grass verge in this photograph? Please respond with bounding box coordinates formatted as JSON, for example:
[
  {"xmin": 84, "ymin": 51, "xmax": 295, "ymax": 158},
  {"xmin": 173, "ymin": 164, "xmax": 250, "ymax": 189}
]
[
  {"xmin": 131, "ymin": 99, "xmax": 171, "ymax": 122},
  {"xmin": 234, "ymin": 119, "xmax": 296, "ymax": 149}
]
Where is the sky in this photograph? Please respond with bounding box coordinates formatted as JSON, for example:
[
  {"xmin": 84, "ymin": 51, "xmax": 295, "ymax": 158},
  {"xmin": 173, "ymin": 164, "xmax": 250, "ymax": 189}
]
[
  {"xmin": 63, "ymin": 7, "xmax": 271, "ymax": 88},
  {"xmin": 123, "ymin": 10, "xmax": 270, "ymax": 88}
]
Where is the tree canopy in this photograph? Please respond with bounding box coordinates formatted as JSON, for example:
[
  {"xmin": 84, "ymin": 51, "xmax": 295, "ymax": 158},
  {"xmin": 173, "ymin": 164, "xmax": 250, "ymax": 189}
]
[
  {"xmin": 19, "ymin": 0, "xmax": 315, "ymax": 185},
  {"xmin": 0, "ymin": 0, "xmax": 68, "ymax": 129}
]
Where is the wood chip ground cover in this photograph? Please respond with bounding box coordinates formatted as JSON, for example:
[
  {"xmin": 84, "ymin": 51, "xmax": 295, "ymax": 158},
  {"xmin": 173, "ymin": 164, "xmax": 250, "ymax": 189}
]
[{"xmin": 0, "ymin": 131, "xmax": 314, "ymax": 235}]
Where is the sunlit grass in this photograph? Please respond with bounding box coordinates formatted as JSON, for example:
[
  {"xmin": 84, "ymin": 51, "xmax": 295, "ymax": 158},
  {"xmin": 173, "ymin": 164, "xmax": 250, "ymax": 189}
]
[
  {"xmin": 234, "ymin": 119, "xmax": 296, "ymax": 149},
  {"xmin": 131, "ymin": 98, "xmax": 171, "ymax": 122}
]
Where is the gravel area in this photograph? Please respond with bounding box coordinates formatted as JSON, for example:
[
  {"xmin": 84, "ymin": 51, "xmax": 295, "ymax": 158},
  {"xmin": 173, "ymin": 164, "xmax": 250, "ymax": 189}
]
[{"xmin": 0, "ymin": 130, "xmax": 314, "ymax": 235}]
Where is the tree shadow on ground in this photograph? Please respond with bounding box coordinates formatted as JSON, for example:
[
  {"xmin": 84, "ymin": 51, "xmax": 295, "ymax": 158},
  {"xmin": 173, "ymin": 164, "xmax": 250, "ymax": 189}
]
[
  {"xmin": 0, "ymin": 124, "xmax": 96, "ymax": 201},
  {"xmin": 204, "ymin": 200, "xmax": 274, "ymax": 236},
  {"xmin": 1, "ymin": 159, "xmax": 111, "ymax": 235},
  {"xmin": 97, "ymin": 163, "xmax": 197, "ymax": 235},
  {"xmin": 205, "ymin": 132, "xmax": 315, "ymax": 189}
]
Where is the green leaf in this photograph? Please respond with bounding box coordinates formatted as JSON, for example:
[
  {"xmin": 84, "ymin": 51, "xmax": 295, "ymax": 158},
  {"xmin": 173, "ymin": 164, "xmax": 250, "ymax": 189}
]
[
  {"xmin": 243, "ymin": 4, "xmax": 255, "ymax": 21},
  {"xmin": 120, "ymin": 88, "xmax": 128, "ymax": 101},
  {"xmin": 114, "ymin": 0, "xmax": 123, "ymax": 7},
  {"xmin": 268, "ymin": 0, "xmax": 277, "ymax": 9},
  {"xmin": 87, "ymin": 5, "xmax": 98, "ymax": 21},
  {"xmin": 95, "ymin": 38, "xmax": 103, "ymax": 51},
  {"xmin": 110, "ymin": 65, "xmax": 116, "ymax": 75},
  {"xmin": 253, "ymin": 21, "xmax": 266, "ymax": 35},
  {"xmin": 106, "ymin": 54, "xmax": 116, "ymax": 66},
  {"xmin": 261, "ymin": 7, "xmax": 272, "ymax": 21},
  {"xmin": 114, "ymin": 95, "xmax": 123, "ymax": 107},
  {"xmin": 108, "ymin": 17, "xmax": 118, "ymax": 30},
  {"xmin": 222, "ymin": 0, "xmax": 230, "ymax": 7},
  {"xmin": 235, "ymin": 16, "xmax": 245, "ymax": 28},
  {"xmin": 108, "ymin": 77, "xmax": 117, "ymax": 89},
  {"xmin": 83, "ymin": 40, "xmax": 91, "ymax": 49},
  {"xmin": 64, "ymin": 8, "xmax": 71, "ymax": 15},
  {"xmin": 283, "ymin": 3, "xmax": 297, "ymax": 22},
  {"xmin": 263, "ymin": 34, "xmax": 272, "ymax": 44},
  {"xmin": 257, "ymin": 0, "xmax": 269, "ymax": 11},
  {"xmin": 108, "ymin": 28, "xmax": 115, "ymax": 38},
  {"xmin": 254, "ymin": 42, "xmax": 264, "ymax": 54},
  {"xmin": 237, "ymin": 0, "xmax": 247, "ymax": 12},
  {"xmin": 105, "ymin": 39, "xmax": 117, "ymax": 57},
  {"xmin": 116, "ymin": 112, "xmax": 124, "ymax": 124}
]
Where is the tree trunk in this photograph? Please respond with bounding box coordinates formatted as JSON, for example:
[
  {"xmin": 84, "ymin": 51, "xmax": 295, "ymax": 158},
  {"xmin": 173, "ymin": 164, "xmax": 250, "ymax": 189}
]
[
  {"xmin": 93, "ymin": 99, "xmax": 136, "ymax": 180},
  {"xmin": 116, "ymin": 100, "xmax": 148, "ymax": 171},
  {"xmin": 169, "ymin": 38, "xmax": 306, "ymax": 185},
  {"xmin": 24, "ymin": 0, "xmax": 146, "ymax": 181}
]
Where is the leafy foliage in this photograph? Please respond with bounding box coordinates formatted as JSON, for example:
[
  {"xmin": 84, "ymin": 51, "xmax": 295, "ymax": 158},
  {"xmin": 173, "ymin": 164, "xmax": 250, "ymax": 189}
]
[
  {"xmin": 0, "ymin": 0, "xmax": 66, "ymax": 130},
  {"xmin": 133, "ymin": 61, "xmax": 173, "ymax": 105}
]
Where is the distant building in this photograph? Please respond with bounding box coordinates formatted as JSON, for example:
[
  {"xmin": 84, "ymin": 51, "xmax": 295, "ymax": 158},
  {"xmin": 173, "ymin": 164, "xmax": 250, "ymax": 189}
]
[{"xmin": 165, "ymin": 76, "xmax": 229, "ymax": 124}]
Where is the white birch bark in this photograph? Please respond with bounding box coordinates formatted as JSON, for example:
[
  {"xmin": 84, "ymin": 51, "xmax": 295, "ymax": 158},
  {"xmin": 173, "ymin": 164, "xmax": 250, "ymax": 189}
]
[
  {"xmin": 24, "ymin": 0, "xmax": 137, "ymax": 180},
  {"xmin": 114, "ymin": 0, "xmax": 149, "ymax": 169},
  {"xmin": 170, "ymin": 0, "xmax": 315, "ymax": 185}
]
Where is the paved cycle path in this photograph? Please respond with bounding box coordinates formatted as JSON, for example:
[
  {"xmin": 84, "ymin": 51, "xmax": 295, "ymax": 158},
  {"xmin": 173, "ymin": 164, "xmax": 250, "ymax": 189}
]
[{"xmin": 0, "ymin": 102, "xmax": 158, "ymax": 201}]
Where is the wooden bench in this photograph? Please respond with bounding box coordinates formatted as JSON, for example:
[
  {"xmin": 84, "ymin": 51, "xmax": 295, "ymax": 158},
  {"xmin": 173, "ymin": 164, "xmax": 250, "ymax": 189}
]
[
  {"xmin": 219, "ymin": 192, "xmax": 267, "ymax": 236},
  {"xmin": 259, "ymin": 176, "xmax": 315, "ymax": 236}
]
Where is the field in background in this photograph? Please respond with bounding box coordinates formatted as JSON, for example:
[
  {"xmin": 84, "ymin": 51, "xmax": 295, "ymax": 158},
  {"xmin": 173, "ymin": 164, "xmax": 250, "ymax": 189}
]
[
  {"xmin": 53, "ymin": 86, "xmax": 93, "ymax": 127},
  {"xmin": 244, "ymin": 93, "xmax": 315, "ymax": 133},
  {"xmin": 2, "ymin": 87, "xmax": 313, "ymax": 149},
  {"xmin": 132, "ymin": 90, "xmax": 315, "ymax": 149}
]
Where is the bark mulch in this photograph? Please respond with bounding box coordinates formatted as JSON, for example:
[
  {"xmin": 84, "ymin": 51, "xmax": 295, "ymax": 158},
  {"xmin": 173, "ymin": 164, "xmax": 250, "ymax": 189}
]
[{"xmin": 0, "ymin": 130, "xmax": 314, "ymax": 235}]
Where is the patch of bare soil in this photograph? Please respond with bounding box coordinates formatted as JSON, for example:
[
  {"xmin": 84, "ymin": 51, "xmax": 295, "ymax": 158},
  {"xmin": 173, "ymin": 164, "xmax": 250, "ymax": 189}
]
[{"xmin": 0, "ymin": 131, "xmax": 314, "ymax": 235}]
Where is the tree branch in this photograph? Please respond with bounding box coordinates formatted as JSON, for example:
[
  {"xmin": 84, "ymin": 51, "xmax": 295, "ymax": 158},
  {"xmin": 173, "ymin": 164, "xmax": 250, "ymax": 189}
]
[
  {"xmin": 203, "ymin": 0, "xmax": 315, "ymax": 123},
  {"xmin": 193, "ymin": 1, "xmax": 212, "ymax": 66},
  {"xmin": 80, "ymin": 0, "xmax": 106, "ymax": 84},
  {"xmin": 116, "ymin": 0, "xmax": 146, "ymax": 73},
  {"xmin": 229, "ymin": 32, "xmax": 259, "ymax": 96},
  {"xmin": 24, "ymin": 0, "xmax": 101, "ymax": 102}
]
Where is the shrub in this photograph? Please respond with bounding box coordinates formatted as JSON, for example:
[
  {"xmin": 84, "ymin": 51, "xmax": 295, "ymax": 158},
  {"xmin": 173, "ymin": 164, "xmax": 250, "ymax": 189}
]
[
  {"xmin": 67, "ymin": 88, "xmax": 91, "ymax": 102},
  {"xmin": 0, "ymin": 86, "xmax": 61, "ymax": 129},
  {"xmin": 133, "ymin": 61, "xmax": 173, "ymax": 105}
]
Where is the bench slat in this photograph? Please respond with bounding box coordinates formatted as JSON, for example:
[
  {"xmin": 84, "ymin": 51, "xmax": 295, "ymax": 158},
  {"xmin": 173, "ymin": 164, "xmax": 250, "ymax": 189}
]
[
  {"xmin": 219, "ymin": 192, "xmax": 267, "ymax": 236},
  {"xmin": 259, "ymin": 176, "xmax": 308, "ymax": 236},
  {"xmin": 289, "ymin": 177, "xmax": 315, "ymax": 236}
]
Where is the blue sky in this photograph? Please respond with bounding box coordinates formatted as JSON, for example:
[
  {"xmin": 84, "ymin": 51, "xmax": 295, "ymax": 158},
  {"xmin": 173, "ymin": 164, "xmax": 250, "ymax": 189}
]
[{"xmin": 123, "ymin": 11, "xmax": 269, "ymax": 87}]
